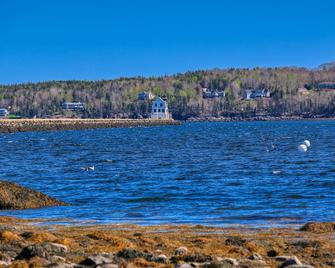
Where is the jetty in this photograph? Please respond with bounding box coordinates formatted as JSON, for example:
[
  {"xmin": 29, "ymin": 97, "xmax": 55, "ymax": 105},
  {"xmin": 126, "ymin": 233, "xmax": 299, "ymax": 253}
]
[{"xmin": 0, "ymin": 118, "xmax": 181, "ymax": 133}]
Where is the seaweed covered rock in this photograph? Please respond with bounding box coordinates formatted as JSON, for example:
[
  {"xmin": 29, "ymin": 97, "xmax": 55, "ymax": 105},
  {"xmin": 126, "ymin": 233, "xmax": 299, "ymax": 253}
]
[
  {"xmin": 0, "ymin": 180, "xmax": 66, "ymax": 210},
  {"xmin": 17, "ymin": 242, "xmax": 67, "ymax": 260},
  {"xmin": 300, "ymin": 222, "xmax": 335, "ymax": 233}
]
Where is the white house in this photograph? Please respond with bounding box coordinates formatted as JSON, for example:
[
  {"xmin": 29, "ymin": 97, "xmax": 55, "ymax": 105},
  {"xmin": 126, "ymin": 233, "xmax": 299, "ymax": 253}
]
[
  {"xmin": 0, "ymin": 108, "xmax": 9, "ymax": 118},
  {"xmin": 202, "ymin": 88, "xmax": 225, "ymax": 99},
  {"xmin": 243, "ymin": 89, "xmax": 270, "ymax": 100},
  {"xmin": 150, "ymin": 97, "xmax": 171, "ymax": 119},
  {"xmin": 62, "ymin": 102, "xmax": 85, "ymax": 111},
  {"xmin": 138, "ymin": 91, "xmax": 154, "ymax": 101}
]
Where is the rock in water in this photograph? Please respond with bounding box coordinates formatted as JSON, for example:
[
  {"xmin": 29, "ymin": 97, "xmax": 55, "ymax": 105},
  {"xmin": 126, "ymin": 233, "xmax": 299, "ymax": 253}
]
[{"xmin": 0, "ymin": 180, "xmax": 66, "ymax": 209}]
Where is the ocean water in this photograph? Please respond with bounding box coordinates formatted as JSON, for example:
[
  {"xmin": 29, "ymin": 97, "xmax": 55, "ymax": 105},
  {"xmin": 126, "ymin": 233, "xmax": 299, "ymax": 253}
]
[{"xmin": 0, "ymin": 121, "xmax": 334, "ymax": 226}]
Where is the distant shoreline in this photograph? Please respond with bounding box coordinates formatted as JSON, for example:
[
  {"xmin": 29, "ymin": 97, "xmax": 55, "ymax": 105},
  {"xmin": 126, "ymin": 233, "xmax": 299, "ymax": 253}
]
[
  {"xmin": 186, "ymin": 115, "xmax": 335, "ymax": 122},
  {"xmin": 0, "ymin": 118, "xmax": 181, "ymax": 133}
]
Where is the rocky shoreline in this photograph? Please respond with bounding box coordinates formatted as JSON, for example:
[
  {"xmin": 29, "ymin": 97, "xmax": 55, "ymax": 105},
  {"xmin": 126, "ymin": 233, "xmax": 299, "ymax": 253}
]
[
  {"xmin": 186, "ymin": 115, "xmax": 335, "ymax": 122},
  {"xmin": 0, "ymin": 119, "xmax": 181, "ymax": 133},
  {"xmin": 0, "ymin": 217, "xmax": 334, "ymax": 268}
]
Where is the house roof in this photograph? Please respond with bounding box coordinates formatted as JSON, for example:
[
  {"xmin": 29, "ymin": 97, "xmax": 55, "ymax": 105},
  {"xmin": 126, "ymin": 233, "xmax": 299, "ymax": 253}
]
[{"xmin": 318, "ymin": 82, "xmax": 335, "ymax": 85}]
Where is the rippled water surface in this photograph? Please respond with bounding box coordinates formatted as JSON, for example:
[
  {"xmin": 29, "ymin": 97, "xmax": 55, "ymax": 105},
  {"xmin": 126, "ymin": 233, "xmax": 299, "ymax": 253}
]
[{"xmin": 0, "ymin": 121, "xmax": 334, "ymax": 226}]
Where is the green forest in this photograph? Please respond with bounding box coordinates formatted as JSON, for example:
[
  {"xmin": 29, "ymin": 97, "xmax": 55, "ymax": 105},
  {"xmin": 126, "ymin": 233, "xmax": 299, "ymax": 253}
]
[{"xmin": 0, "ymin": 66, "xmax": 335, "ymax": 119}]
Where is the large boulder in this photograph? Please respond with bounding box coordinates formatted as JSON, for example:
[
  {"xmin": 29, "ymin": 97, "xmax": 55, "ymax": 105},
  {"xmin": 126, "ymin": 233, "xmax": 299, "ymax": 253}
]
[
  {"xmin": 0, "ymin": 180, "xmax": 66, "ymax": 209},
  {"xmin": 17, "ymin": 242, "xmax": 68, "ymax": 260}
]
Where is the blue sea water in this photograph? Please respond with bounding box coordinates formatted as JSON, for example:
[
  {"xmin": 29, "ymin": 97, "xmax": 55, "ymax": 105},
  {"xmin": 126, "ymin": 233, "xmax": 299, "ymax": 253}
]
[{"xmin": 0, "ymin": 121, "xmax": 334, "ymax": 226}]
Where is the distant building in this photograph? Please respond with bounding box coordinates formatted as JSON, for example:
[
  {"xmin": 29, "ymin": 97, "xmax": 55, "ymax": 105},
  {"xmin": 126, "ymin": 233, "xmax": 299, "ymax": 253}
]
[
  {"xmin": 243, "ymin": 89, "xmax": 270, "ymax": 100},
  {"xmin": 138, "ymin": 91, "xmax": 154, "ymax": 101},
  {"xmin": 62, "ymin": 102, "xmax": 85, "ymax": 111},
  {"xmin": 151, "ymin": 97, "xmax": 171, "ymax": 120},
  {"xmin": 202, "ymin": 88, "xmax": 225, "ymax": 99},
  {"xmin": 318, "ymin": 82, "xmax": 335, "ymax": 90},
  {"xmin": 0, "ymin": 108, "xmax": 9, "ymax": 118}
]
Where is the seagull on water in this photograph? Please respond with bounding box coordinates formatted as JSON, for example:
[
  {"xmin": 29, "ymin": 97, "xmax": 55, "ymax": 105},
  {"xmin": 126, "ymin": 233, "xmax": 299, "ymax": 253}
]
[{"xmin": 82, "ymin": 166, "xmax": 95, "ymax": 171}]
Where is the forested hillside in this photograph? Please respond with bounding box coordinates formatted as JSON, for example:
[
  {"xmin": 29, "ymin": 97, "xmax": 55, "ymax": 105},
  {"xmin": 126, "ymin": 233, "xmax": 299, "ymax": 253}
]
[{"xmin": 1, "ymin": 67, "xmax": 335, "ymax": 119}]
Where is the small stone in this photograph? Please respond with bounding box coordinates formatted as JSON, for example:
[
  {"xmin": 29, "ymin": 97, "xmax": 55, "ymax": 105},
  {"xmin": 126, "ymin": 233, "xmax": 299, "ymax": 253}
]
[
  {"xmin": 190, "ymin": 262, "xmax": 203, "ymax": 267},
  {"xmin": 175, "ymin": 264, "xmax": 193, "ymax": 268},
  {"xmin": 80, "ymin": 255, "xmax": 114, "ymax": 266},
  {"xmin": 98, "ymin": 264, "xmax": 119, "ymax": 268},
  {"xmin": 238, "ymin": 258, "xmax": 268, "ymax": 267},
  {"xmin": 249, "ymin": 252, "xmax": 263, "ymax": 260},
  {"xmin": 204, "ymin": 258, "xmax": 239, "ymax": 267},
  {"xmin": 49, "ymin": 263, "xmax": 76, "ymax": 268},
  {"xmin": 0, "ymin": 260, "xmax": 12, "ymax": 266},
  {"xmin": 222, "ymin": 258, "xmax": 239, "ymax": 266},
  {"xmin": 47, "ymin": 243, "xmax": 68, "ymax": 256},
  {"xmin": 279, "ymin": 256, "xmax": 302, "ymax": 267},
  {"xmin": 175, "ymin": 247, "xmax": 188, "ymax": 256},
  {"xmin": 154, "ymin": 254, "xmax": 167, "ymax": 263},
  {"xmin": 267, "ymin": 249, "xmax": 278, "ymax": 257},
  {"xmin": 0, "ymin": 252, "xmax": 12, "ymax": 262},
  {"xmin": 50, "ymin": 255, "xmax": 66, "ymax": 263}
]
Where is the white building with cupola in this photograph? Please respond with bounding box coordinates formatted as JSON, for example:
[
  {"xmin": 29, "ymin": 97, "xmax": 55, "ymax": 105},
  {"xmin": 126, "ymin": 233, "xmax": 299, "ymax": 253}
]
[{"xmin": 150, "ymin": 97, "xmax": 171, "ymax": 119}]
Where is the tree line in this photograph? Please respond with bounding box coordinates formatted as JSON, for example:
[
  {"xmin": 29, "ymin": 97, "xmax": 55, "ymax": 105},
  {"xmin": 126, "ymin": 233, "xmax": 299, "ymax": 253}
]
[{"xmin": 0, "ymin": 67, "xmax": 335, "ymax": 119}]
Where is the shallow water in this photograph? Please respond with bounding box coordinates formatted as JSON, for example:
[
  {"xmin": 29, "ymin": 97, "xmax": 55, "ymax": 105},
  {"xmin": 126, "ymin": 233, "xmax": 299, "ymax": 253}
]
[{"xmin": 0, "ymin": 121, "xmax": 334, "ymax": 226}]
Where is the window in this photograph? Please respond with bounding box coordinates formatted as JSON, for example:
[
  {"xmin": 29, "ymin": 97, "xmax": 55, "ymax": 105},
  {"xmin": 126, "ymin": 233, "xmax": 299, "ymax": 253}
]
[
  {"xmin": 155, "ymin": 103, "xmax": 157, "ymax": 107},
  {"xmin": 162, "ymin": 109, "xmax": 165, "ymax": 113},
  {"xmin": 158, "ymin": 109, "xmax": 161, "ymax": 112},
  {"xmin": 160, "ymin": 103, "xmax": 163, "ymax": 107},
  {"xmin": 154, "ymin": 109, "xmax": 157, "ymax": 112}
]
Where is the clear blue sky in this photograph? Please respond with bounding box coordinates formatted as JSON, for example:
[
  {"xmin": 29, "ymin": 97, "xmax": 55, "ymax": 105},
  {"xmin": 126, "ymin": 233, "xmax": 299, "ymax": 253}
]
[{"xmin": 1, "ymin": 0, "xmax": 335, "ymax": 84}]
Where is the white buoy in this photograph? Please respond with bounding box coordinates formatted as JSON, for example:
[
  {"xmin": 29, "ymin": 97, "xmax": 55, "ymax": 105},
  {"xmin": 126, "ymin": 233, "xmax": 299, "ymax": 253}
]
[
  {"xmin": 303, "ymin": 140, "xmax": 311, "ymax": 147},
  {"xmin": 298, "ymin": 144, "xmax": 308, "ymax": 153}
]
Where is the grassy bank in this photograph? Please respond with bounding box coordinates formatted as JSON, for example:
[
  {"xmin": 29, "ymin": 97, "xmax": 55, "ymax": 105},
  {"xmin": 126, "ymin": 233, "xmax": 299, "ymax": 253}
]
[{"xmin": 0, "ymin": 119, "xmax": 181, "ymax": 133}]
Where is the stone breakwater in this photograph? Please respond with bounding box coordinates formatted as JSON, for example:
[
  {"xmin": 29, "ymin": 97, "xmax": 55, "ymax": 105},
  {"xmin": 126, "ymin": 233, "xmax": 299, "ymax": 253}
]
[
  {"xmin": 0, "ymin": 119, "xmax": 181, "ymax": 133},
  {"xmin": 0, "ymin": 218, "xmax": 333, "ymax": 268}
]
